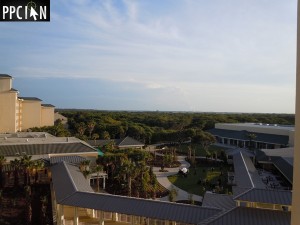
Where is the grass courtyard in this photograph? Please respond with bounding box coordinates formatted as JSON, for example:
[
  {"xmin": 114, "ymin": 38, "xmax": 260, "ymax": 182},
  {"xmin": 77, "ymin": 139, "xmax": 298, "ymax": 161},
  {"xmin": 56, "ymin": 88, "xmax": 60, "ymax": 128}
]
[
  {"xmin": 168, "ymin": 165, "xmax": 231, "ymax": 196},
  {"xmin": 176, "ymin": 144, "xmax": 229, "ymax": 157}
]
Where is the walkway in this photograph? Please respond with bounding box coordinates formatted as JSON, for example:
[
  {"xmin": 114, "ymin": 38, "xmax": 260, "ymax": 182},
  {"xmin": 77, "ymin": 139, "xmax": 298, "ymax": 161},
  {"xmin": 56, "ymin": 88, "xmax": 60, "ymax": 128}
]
[{"xmin": 152, "ymin": 155, "xmax": 203, "ymax": 202}]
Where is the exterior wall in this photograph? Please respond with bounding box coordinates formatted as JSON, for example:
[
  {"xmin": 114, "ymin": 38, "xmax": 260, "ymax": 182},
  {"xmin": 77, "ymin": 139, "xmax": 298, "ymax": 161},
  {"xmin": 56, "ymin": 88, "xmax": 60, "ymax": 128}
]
[
  {"xmin": 215, "ymin": 123, "xmax": 294, "ymax": 146},
  {"xmin": 0, "ymin": 91, "xmax": 18, "ymax": 133},
  {"xmin": 0, "ymin": 77, "xmax": 12, "ymax": 92},
  {"xmin": 22, "ymin": 100, "xmax": 42, "ymax": 130},
  {"xmin": 41, "ymin": 106, "xmax": 54, "ymax": 127},
  {"xmin": 292, "ymin": 1, "xmax": 300, "ymax": 224}
]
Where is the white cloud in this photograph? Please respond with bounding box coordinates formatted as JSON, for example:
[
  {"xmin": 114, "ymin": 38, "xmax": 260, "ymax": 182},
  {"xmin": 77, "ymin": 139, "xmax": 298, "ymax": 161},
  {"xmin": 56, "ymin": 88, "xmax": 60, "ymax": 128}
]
[{"xmin": 0, "ymin": 0, "xmax": 297, "ymax": 113}]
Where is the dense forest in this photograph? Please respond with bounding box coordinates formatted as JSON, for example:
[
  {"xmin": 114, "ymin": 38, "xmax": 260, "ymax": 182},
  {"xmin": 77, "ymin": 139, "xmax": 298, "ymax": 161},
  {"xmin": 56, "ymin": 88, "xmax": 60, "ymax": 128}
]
[{"xmin": 48, "ymin": 110, "xmax": 295, "ymax": 144}]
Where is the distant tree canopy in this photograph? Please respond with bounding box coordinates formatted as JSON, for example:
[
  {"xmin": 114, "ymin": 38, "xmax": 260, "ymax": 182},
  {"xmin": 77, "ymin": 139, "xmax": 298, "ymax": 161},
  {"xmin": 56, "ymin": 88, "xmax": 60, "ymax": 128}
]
[{"xmin": 55, "ymin": 110, "xmax": 294, "ymax": 144}]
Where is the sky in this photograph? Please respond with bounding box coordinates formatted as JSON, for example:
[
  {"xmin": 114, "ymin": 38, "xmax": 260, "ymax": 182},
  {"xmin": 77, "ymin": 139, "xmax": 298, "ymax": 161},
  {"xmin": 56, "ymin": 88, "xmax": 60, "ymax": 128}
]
[{"xmin": 0, "ymin": 0, "xmax": 297, "ymax": 113}]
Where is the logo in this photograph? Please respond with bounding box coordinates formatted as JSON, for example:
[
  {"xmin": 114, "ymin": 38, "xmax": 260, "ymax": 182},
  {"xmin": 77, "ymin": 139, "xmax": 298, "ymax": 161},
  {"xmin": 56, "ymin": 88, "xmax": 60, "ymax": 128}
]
[{"xmin": 0, "ymin": 0, "xmax": 50, "ymax": 22}]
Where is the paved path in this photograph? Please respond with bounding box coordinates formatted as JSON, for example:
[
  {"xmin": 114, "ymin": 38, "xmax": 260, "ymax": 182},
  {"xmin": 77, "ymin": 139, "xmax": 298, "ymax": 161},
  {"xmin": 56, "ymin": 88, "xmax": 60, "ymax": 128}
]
[{"xmin": 152, "ymin": 155, "xmax": 203, "ymax": 202}]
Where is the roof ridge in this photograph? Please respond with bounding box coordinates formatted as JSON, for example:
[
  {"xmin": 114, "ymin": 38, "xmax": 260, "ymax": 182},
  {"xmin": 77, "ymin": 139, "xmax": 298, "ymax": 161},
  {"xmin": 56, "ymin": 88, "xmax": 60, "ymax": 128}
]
[
  {"xmin": 233, "ymin": 187, "xmax": 254, "ymax": 200},
  {"xmin": 198, "ymin": 207, "xmax": 236, "ymax": 225},
  {"xmin": 239, "ymin": 151, "xmax": 255, "ymax": 188},
  {"xmin": 118, "ymin": 136, "xmax": 128, "ymax": 145}
]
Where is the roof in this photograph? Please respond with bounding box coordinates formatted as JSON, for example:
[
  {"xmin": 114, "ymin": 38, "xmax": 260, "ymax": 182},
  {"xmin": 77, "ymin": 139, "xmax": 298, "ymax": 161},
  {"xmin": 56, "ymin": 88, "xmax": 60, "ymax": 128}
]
[
  {"xmin": 232, "ymin": 152, "xmax": 265, "ymax": 191},
  {"xmin": 234, "ymin": 188, "xmax": 292, "ymax": 205},
  {"xmin": 10, "ymin": 88, "xmax": 18, "ymax": 92},
  {"xmin": 202, "ymin": 192, "xmax": 236, "ymax": 210},
  {"xmin": 256, "ymin": 148, "xmax": 294, "ymax": 183},
  {"xmin": 0, "ymin": 74, "xmax": 12, "ymax": 78},
  {"xmin": 116, "ymin": 136, "xmax": 144, "ymax": 147},
  {"xmin": 257, "ymin": 148, "xmax": 294, "ymax": 160},
  {"xmin": 51, "ymin": 162, "xmax": 94, "ymax": 202},
  {"xmin": 273, "ymin": 157, "xmax": 293, "ymax": 184},
  {"xmin": 51, "ymin": 162, "xmax": 221, "ymax": 224},
  {"xmin": 208, "ymin": 128, "xmax": 289, "ymax": 145},
  {"xmin": 19, "ymin": 97, "xmax": 42, "ymax": 101},
  {"xmin": 204, "ymin": 206, "xmax": 291, "ymax": 225},
  {"xmin": 49, "ymin": 155, "xmax": 87, "ymax": 165},
  {"xmin": 0, "ymin": 142, "xmax": 97, "ymax": 157},
  {"xmin": 87, "ymin": 136, "xmax": 144, "ymax": 148},
  {"xmin": 42, "ymin": 104, "xmax": 55, "ymax": 108}
]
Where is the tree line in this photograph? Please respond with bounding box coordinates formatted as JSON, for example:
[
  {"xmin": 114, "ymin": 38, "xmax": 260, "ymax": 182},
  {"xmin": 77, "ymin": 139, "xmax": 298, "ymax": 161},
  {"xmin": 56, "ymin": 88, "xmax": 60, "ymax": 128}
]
[{"xmin": 49, "ymin": 110, "xmax": 294, "ymax": 144}]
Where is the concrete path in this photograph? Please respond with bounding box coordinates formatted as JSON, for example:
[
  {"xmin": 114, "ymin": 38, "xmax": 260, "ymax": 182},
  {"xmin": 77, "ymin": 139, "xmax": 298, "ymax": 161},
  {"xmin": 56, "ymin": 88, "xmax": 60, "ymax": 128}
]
[{"xmin": 152, "ymin": 155, "xmax": 203, "ymax": 202}]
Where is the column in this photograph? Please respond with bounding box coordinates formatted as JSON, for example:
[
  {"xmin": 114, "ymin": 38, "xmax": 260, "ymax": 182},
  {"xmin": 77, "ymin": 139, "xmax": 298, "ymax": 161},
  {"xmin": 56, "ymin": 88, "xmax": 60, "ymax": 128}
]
[
  {"xmin": 113, "ymin": 212, "xmax": 118, "ymax": 222},
  {"xmin": 58, "ymin": 204, "xmax": 65, "ymax": 225},
  {"xmin": 74, "ymin": 207, "xmax": 79, "ymax": 225},
  {"xmin": 131, "ymin": 215, "xmax": 135, "ymax": 225},
  {"xmin": 103, "ymin": 176, "xmax": 106, "ymax": 189},
  {"xmin": 99, "ymin": 211, "xmax": 104, "ymax": 225}
]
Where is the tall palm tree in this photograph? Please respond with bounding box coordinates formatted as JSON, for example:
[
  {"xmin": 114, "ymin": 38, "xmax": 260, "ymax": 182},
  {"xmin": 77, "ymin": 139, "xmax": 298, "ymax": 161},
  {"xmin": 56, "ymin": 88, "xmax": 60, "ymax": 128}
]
[
  {"xmin": 20, "ymin": 154, "xmax": 33, "ymax": 186},
  {"xmin": 0, "ymin": 155, "xmax": 7, "ymax": 189},
  {"xmin": 93, "ymin": 164, "xmax": 103, "ymax": 192},
  {"xmin": 11, "ymin": 158, "xmax": 21, "ymax": 187},
  {"xmin": 87, "ymin": 120, "xmax": 96, "ymax": 138},
  {"xmin": 33, "ymin": 160, "xmax": 44, "ymax": 183},
  {"xmin": 92, "ymin": 133, "xmax": 99, "ymax": 145},
  {"xmin": 120, "ymin": 159, "xmax": 138, "ymax": 197}
]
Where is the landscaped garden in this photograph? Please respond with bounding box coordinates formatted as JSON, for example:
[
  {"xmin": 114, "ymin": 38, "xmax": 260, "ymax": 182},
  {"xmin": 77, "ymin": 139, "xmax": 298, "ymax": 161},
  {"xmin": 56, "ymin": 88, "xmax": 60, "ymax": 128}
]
[{"xmin": 168, "ymin": 159, "xmax": 232, "ymax": 196}]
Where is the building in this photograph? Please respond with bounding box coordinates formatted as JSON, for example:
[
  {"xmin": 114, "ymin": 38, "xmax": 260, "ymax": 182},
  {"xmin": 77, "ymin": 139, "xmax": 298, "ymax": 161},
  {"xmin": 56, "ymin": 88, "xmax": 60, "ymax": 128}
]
[
  {"xmin": 0, "ymin": 74, "xmax": 55, "ymax": 133},
  {"xmin": 209, "ymin": 123, "xmax": 294, "ymax": 149},
  {"xmin": 87, "ymin": 136, "xmax": 145, "ymax": 149}
]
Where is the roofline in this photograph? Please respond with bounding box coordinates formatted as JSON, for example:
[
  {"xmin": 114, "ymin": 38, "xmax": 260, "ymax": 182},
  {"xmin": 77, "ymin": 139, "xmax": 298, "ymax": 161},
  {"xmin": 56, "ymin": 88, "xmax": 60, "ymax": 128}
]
[{"xmin": 239, "ymin": 152, "xmax": 255, "ymax": 188}]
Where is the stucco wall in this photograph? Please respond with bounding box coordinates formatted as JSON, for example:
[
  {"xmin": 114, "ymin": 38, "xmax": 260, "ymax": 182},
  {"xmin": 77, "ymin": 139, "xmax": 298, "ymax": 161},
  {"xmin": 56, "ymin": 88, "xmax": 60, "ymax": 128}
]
[
  {"xmin": 22, "ymin": 100, "xmax": 42, "ymax": 130},
  {"xmin": 41, "ymin": 107, "xmax": 55, "ymax": 127},
  {"xmin": 0, "ymin": 92, "xmax": 18, "ymax": 133},
  {"xmin": 0, "ymin": 78, "xmax": 12, "ymax": 92}
]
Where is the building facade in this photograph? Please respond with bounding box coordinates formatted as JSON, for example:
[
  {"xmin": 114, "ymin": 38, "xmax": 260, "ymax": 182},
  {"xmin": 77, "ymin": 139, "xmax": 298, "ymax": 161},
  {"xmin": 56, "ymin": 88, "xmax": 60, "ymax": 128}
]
[
  {"xmin": 209, "ymin": 123, "xmax": 294, "ymax": 150},
  {"xmin": 0, "ymin": 74, "xmax": 54, "ymax": 133}
]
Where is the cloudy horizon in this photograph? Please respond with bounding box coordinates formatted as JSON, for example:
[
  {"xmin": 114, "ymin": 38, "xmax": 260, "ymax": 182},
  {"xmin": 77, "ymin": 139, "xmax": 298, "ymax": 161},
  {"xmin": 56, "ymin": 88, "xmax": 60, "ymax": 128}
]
[{"xmin": 1, "ymin": 0, "xmax": 297, "ymax": 113}]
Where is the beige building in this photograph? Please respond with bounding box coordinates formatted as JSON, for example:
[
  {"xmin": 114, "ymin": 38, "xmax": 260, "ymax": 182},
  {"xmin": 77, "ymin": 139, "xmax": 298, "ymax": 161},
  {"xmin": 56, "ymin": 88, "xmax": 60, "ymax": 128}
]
[{"xmin": 0, "ymin": 74, "xmax": 55, "ymax": 132}]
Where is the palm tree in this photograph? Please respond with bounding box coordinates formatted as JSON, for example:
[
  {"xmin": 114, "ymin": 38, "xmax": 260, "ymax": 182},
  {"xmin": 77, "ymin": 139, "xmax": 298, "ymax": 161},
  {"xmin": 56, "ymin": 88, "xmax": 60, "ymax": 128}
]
[
  {"xmin": 76, "ymin": 122, "xmax": 86, "ymax": 137},
  {"xmin": 80, "ymin": 160, "xmax": 91, "ymax": 172},
  {"xmin": 93, "ymin": 164, "xmax": 103, "ymax": 192},
  {"xmin": 0, "ymin": 155, "xmax": 7, "ymax": 189},
  {"xmin": 33, "ymin": 160, "xmax": 44, "ymax": 183},
  {"xmin": 11, "ymin": 158, "xmax": 21, "ymax": 187},
  {"xmin": 120, "ymin": 159, "xmax": 139, "ymax": 197},
  {"xmin": 87, "ymin": 120, "xmax": 96, "ymax": 138},
  {"xmin": 20, "ymin": 154, "xmax": 33, "ymax": 186},
  {"xmin": 92, "ymin": 133, "xmax": 99, "ymax": 145},
  {"xmin": 247, "ymin": 133, "xmax": 257, "ymax": 150}
]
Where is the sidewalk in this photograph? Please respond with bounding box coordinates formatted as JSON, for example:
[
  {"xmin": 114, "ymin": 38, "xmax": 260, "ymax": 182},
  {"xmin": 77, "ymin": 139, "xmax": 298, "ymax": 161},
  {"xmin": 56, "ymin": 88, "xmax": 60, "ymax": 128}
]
[{"xmin": 153, "ymin": 155, "xmax": 203, "ymax": 202}]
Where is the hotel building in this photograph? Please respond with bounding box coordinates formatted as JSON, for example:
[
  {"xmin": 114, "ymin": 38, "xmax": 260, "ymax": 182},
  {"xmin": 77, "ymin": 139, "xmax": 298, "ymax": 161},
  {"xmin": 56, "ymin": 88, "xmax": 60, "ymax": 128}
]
[{"xmin": 0, "ymin": 74, "xmax": 54, "ymax": 133}]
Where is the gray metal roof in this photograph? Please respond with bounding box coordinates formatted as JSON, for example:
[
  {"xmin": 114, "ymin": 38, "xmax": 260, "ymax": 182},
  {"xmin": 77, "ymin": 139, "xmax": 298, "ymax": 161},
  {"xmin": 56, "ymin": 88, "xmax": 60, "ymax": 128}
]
[
  {"xmin": 208, "ymin": 128, "xmax": 289, "ymax": 145},
  {"xmin": 233, "ymin": 152, "xmax": 265, "ymax": 190},
  {"xmin": 234, "ymin": 188, "xmax": 292, "ymax": 205},
  {"xmin": 204, "ymin": 206, "xmax": 291, "ymax": 225},
  {"xmin": 202, "ymin": 192, "xmax": 236, "ymax": 210},
  {"xmin": 42, "ymin": 104, "xmax": 55, "ymax": 107},
  {"xmin": 51, "ymin": 162, "xmax": 94, "ymax": 202},
  {"xmin": 116, "ymin": 136, "xmax": 144, "ymax": 147},
  {"xmin": 49, "ymin": 155, "xmax": 87, "ymax": 165},
  {"xmin": 0, "ymin": 142, "xmax": 97, "ymax": 157},
  {"xmin": 19, "ymin": 97, "xmax": 42, "ymax": 101},
  {"xmin": 51, "ymin": 162, "xmax": 221, "ymax": 224},
  {"xmin": 0, "ymin": 74, "xmax": 12, "ymax": 78},
  {"xmin": 273, "ymin": 157, "xmax": 293, "ymax": 184},
  {"xmin": 62, "ymin": 192, "xmax": 221, "ymax": 224},
  {"xmin": 87, "ymin": 136, "xmax": 144, "ymax": 148},
  {"xmin": 256, "ymin": 148, "xmax": 294, "ymax": 184}
]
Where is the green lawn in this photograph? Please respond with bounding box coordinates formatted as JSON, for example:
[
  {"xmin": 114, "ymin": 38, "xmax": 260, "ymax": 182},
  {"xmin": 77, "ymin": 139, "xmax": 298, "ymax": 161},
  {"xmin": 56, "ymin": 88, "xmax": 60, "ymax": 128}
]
[
  {"xmin": 177, "ymin": 144, "xmax": 228, "ymax": 157},
  {"xmin": 168, "ymin": 166, "xmax": 231, "ymax": 196}
]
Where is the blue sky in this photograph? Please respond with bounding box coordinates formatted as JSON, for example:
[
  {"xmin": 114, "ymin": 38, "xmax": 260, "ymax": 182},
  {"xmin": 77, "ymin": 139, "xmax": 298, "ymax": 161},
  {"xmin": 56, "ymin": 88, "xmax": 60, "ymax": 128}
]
[{"xmin": 0, "ymin": 0, "xmax": 297, "ymax": 113}]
